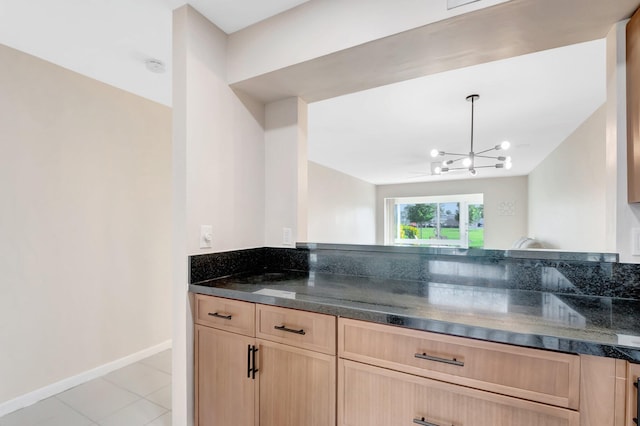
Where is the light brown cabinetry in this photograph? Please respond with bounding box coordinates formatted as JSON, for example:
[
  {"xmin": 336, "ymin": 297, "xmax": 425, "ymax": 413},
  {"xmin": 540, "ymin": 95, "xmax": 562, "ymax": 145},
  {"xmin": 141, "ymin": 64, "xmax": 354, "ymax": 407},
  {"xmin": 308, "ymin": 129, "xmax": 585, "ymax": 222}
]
[
  {"xmin": 627, "ymin": 363, "xmax": 640, "ymax": 426},
  {"xmin": 195, "ymin": 325, "xmax": 256, "ymax": 426},
  {"xmin": 258, "ymin": 339, "xmax": 335, "ymax": 426},
  {"xmin": 257, "ymin": 304, "xmax": 336, "ymax": 355},
  {"xmin": 195, "ymin": 295, "xmax": 255, "ymax": 336},
  {"xmin": 194, "ymin": 293, "xmax": 640, "ymax": 426},
  {"xmin": 338, "ymin": 318, "xmax": 582, "ymax": 426},
  {"xmin": 194, "ymin": 296, "xmax": 257, "ymax": 426},
  {"xmin": 339, "ymin": 359, "xmax": 579, "ymax": 426},
  {"xmin": 339, "ymin": 318, "xmax": 580, "ymax": 409},
  {"xmin": 194, "ymin": 294, "xmax": 336, "ymax": 426}
]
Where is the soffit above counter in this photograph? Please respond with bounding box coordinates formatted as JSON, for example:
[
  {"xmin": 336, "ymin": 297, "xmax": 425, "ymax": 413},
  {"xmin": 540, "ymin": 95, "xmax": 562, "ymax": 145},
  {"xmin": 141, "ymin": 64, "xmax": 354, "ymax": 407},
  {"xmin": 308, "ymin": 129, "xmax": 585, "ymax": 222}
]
[{"xmin": 230, "ymin": 0, "xmax": 640, "ymax": 104}]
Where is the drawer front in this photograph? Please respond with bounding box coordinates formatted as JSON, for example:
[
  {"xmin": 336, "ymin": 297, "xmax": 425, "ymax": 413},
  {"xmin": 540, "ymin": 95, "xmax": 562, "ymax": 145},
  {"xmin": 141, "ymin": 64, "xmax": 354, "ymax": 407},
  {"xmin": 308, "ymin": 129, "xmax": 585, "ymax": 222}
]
[
  {"xmin": 339, "ymin": 359, "xmax": 579, "ymax": 426},
  {"xmin": 339, "ymin": 318, "xmax": 580, "ymax": 409},
  {"xmin": 256, "ymin": 304, "xmax": 336, "ymax": 355},
  {"xmin": 195, "ymin": 295, "xmax": 255, "ymax": 337}
]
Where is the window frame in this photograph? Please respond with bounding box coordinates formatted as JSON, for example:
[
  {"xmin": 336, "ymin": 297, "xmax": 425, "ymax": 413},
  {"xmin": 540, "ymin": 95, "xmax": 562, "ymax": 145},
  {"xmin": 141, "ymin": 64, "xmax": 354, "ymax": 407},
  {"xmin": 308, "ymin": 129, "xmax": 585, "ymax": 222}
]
[{"xmin": 384, "ymin": 193, "xmax": 484, "ymax": 248}]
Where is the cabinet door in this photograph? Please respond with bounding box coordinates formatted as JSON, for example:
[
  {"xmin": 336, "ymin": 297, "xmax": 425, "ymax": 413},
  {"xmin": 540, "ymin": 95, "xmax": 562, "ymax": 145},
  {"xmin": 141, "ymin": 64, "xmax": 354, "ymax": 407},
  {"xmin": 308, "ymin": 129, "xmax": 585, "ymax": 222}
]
[
  {"xmin": 339, "ymin": 359, "xmax": 579, "ymax": 426},
  {"xmin": 258, "ymin": 339, "xmax": 336, "ymax": 426},
  {"xmin": 195, "ymin": 325, "xmax": 256, "ymax": 426},
  {"xmin": 628, "ymin": 363, "xmax": 640, "ymax": 426}
]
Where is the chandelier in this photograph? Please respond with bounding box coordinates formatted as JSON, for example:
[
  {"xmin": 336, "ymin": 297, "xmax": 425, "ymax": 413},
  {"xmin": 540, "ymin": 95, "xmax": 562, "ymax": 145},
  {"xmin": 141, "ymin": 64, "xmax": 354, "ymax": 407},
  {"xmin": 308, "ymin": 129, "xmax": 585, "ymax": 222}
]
[{"xmin": 431, "ymin": 94, "xmax": 512, "ymax": 175}]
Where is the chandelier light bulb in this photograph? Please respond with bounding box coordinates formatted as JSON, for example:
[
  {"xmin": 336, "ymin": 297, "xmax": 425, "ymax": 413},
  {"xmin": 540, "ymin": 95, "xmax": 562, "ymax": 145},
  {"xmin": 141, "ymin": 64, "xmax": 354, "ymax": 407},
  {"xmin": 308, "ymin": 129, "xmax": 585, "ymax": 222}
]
[
  {"xmin": 505, "ymin": 156, "xmax": 512, "ymax": 163},
  {"xmin": 505, "ymin": 161, "xmax": 513, "ymax": 170},
  {"xmin": 500, "ymin": 141, "xmax": 511, "ymax": 150},
  {"xmin": 462, "ymin": 157, "xmax": 472, "ymax": 167},
  {"xmin": 434, "ymin": 166, "xmax": 442, "ymax": 174},
  {"xmin": 430, "ymin": 149, "xmax": 440, "ymax": 158}
]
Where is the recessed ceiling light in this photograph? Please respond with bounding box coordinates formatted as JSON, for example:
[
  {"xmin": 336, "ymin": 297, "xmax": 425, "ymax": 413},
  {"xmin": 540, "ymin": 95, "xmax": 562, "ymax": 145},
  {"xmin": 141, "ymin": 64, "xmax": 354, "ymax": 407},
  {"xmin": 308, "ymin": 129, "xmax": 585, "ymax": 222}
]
[{"xmin": 145, "ymin": 58, "xmax": 166, "ymax": 74}]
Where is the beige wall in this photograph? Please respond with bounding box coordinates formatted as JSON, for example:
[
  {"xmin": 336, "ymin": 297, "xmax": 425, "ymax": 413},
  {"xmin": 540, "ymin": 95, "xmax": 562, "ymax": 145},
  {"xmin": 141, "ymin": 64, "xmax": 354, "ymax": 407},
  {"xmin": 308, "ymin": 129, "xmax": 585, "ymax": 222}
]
[
  {"xmin": 308, "ymin": 161, "xmax": 376, "ymax": 244},
  {"xmin": 181, "ymin": 9, "xmax": 266, "ymax": 255},
  {"xmin": 265, "ymin": 97, "xmax": 307, "ymax": 247},
  {"xmin": 528, "ymin": 104, "xmax": 607, "ymax": 251},
  {"xmin": 172, "ymin": 5, "xmax": 267, "ymax": 424},
  {"xmin": 0, "ymin": 44, "xmax": 171, "ymax": 405},
  {"xmin": 376, "ymin": 176, "xmax": 528, "ymax": 249}
]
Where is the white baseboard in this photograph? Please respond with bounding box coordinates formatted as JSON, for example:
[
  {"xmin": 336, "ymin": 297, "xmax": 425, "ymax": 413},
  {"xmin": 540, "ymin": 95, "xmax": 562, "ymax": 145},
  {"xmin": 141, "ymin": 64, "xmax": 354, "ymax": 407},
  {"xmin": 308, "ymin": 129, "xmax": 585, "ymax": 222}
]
[{"xmin": 0, "ymin": 339, "xmax": 172, "ymax": 418}]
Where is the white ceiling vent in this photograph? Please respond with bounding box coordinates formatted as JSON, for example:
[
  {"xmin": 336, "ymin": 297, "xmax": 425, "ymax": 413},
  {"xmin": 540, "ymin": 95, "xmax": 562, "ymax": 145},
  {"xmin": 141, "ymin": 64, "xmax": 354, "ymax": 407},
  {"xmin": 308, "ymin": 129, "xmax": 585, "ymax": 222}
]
[{"xmin": 447, "ymin": 0, "xmax": 480, "ymax": 10}]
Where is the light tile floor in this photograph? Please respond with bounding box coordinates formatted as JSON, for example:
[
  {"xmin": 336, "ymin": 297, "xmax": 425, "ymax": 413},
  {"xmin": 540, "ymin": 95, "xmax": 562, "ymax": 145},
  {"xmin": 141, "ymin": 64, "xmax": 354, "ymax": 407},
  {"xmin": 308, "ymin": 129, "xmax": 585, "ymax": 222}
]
[{"xmin": 0, "ymin": 349, "xmax": 172, "ymax": 426}]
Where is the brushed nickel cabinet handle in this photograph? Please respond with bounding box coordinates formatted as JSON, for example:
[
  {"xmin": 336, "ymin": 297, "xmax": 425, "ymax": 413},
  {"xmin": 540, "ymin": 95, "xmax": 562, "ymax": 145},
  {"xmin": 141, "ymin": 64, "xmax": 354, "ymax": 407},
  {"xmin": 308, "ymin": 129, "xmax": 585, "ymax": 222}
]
[
  {"xmin": 414, "ymin": 352, "xmax": 464, "ymax": 367},
  {"xmin": 274, "ymin": 325, "xmax": 306, "ymax": 335},
  {"xmin": 208, "ymin": 312, "xmax": 232, "ymax": 320},
  {"xmin": 413, "ymin": 417, "xmax": 440, "ymax": 426}
]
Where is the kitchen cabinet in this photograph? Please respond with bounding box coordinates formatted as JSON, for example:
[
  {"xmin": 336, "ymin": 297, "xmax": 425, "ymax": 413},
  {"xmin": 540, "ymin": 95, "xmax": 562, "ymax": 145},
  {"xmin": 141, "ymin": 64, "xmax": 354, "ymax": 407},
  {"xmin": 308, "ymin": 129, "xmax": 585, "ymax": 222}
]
[
  {"xmin": 338, "ymin": 318, "xmax": 580, "ymax": 426},
  {"xmin": 339, "ymin": 358, "xmax": 579, "ymax": 426},
  {"xmin": 194, "ymin": 295, "xmax": 336, "ymax": 426},
  {"xmin": 339, "ymin": 317, "xmax": 580, "ymax": 409},
  {"xmin": 193, "ymin": 292, "xmax": 639, "ymax": 426},
  {"xmin": 258, "ymin": 339, "xmax": 335, "ymax": 426},
  {"xmin": 195, "ymin": 325, "xmax": 256, "ymax": 426},
  {"xmin": 628, "ymin": 363, "xmax": 640, "ymax": 426}
]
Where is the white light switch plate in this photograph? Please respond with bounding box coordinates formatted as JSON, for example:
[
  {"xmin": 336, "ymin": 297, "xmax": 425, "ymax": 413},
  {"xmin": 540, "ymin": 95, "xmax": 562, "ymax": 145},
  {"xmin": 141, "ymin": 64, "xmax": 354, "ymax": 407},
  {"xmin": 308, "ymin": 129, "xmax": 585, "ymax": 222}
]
[{"xmin": 200, "ymin": 225, "xmax": 213, "ymax": 249}]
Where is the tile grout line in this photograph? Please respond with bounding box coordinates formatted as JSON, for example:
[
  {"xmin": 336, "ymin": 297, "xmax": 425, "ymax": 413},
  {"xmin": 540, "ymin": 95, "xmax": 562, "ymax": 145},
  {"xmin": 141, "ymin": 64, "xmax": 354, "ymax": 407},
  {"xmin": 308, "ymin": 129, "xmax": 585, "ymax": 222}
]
[{"xmin": 51, "ymin": 395, "xmax": 97, "ymax": 425}]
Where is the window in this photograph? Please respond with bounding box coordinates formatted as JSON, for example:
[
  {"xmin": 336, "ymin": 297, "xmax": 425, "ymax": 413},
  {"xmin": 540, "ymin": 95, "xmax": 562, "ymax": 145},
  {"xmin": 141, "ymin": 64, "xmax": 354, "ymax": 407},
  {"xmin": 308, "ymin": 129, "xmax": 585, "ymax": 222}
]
[{"xmin": 384, "ymin": 194, "xmax": 484, "ymax": 248}]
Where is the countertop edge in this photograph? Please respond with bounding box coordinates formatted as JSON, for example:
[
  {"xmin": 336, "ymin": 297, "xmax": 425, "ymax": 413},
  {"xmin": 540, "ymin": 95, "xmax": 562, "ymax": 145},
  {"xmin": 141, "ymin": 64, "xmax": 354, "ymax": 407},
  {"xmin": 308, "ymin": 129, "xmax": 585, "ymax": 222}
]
[{"xmin": 189, "ymin": 283, "xmax": 640, "ymax": 362}]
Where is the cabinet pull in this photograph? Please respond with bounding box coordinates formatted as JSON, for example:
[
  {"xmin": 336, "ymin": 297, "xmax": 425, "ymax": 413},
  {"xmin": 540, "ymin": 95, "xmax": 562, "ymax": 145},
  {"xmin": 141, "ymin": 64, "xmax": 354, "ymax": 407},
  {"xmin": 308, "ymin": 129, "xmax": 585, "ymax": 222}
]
[
  {"xmin": 413, "ymin": 417, "xmax": 440, "ymax": 426},
  {"xmin": 274, "ymin": 325, "xmax": 306, "ymax": 335},
  {"xmin": 208, "ymin": 312, "xmax": 232, "ymax": 320},
  {"xmin": 634, "ymin": 378, "xmax": 639, "ymax": 425},
  {"xmin": 247, "ymin": 345, "xmax": 252, "ymax": 378},
  {"xmin": 252, "ymin": 346, "xmax": 259, "ymax": 379},
  {"xmin": 414, "ymin": 352, "xmax": 464, "ymax": 367}
]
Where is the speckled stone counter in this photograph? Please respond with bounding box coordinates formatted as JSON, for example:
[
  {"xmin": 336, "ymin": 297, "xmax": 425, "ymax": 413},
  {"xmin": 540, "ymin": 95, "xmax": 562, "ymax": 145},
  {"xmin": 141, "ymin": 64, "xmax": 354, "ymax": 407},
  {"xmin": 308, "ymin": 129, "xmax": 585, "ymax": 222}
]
[
  {"xmin": 190, "ymin": 270, "xmax": 640, "ymax": 362},
  {"xmin": 189, "ymin": 244, "xmax": 640, "ymax": 361}
]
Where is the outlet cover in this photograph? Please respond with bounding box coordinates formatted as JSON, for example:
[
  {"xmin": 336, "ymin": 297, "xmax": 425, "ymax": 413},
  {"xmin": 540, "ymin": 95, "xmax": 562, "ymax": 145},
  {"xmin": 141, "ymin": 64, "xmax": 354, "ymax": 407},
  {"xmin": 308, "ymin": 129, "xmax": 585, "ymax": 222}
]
[
  {"xmin": 282, "ymin": 227, "xmax": 293, "ymax": 246},
  {"xmin": 632, "ymin": 228, "xmax": 640, "ymax": 256}
]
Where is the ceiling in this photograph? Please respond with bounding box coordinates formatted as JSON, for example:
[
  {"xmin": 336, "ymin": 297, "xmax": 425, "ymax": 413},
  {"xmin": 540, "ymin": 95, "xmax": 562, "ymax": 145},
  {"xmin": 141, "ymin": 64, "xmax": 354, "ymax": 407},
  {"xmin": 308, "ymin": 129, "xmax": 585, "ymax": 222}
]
[
  {"xmin": 308, "ymin": 39, "xmax": 606, "ymax": 185},
  {"xmin": 0, "ymin": 0, "xmax": 309, "ymax": 106},
  {"xmin": 0, "ymin": 1, "xmax": 625, "ymax": 186}
]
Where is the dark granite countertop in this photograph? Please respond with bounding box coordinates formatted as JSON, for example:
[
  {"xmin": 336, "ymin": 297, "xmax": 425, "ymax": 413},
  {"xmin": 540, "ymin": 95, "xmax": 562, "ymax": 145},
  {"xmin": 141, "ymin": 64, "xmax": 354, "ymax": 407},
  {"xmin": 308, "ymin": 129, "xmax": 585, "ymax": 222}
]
[{"xmin": 189, "ymin": 270, "xmax": 640, "ymax": 362}]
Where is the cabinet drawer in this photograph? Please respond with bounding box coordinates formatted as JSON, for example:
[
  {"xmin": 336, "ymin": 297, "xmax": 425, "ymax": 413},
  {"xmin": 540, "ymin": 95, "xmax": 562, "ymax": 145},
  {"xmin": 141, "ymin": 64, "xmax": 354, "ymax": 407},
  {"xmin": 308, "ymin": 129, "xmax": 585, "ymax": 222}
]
[
  {"xmin": 339, "ymin": 359, "xmax": 578, "ymax": 426},
  {"xmin": 195, "ymin": 295, "xmax": 255, "ymax": 337},
  {"xmin": 339, "ymin": 318, "xmax": 580, "ymax": 409},
  {"xmin": 256, "ymin": 304, "xmax": 336, "ymax": 355}
]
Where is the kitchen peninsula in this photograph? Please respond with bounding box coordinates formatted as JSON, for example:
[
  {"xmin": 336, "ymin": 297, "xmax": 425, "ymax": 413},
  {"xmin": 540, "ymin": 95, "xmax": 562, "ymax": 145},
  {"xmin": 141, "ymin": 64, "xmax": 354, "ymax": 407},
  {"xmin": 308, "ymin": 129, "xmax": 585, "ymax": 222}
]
[{"xmin": 189, "ymin": 244, "xmax": 640, "ymax": 426}]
